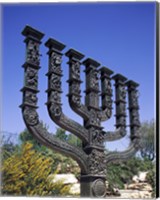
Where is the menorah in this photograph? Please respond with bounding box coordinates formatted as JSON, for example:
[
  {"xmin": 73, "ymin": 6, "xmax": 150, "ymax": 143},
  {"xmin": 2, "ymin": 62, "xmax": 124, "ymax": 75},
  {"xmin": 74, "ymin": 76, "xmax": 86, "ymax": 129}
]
[{"xmin": 20, "ymin": 25, "xmax": 141, "ymax": 197}]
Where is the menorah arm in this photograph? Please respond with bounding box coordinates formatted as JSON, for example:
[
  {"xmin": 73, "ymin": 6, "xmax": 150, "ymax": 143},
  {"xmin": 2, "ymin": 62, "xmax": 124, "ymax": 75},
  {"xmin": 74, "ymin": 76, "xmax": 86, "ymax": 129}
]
[
  {"xmin": 105, "ymin": 140, "xmax": 139, "ymax": 165},
  {"xmin": 47, "ymin": 103, "xmax": 89, "ymax": 144},
  {"xmin": 102, "ymin": 127, "xmax": 126, "ymax": 141},
  {"xmin": 68, "ymin": 96, "xmax": 90, "ymax": 120},
  {"xmin": 66, "ymin": 49, "xmax": 90, "ymax": 120},
  {"xmin": 22, "ymin": 107, "xmax": 88, "ymax": 174}
]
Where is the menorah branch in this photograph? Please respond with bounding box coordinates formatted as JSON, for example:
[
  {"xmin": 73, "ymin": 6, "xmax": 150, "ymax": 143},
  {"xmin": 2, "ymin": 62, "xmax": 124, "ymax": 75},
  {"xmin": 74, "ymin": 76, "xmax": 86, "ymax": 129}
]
[
  {"xmin": 45, "ymin": 39, "xmax": 89, "ymax": 144},
  {"xmin": 103, "ymin": 128, "xmax": 126, "ymax": 141},
  {"xmin": 99, "ymin": 67, "xmax": 113, "ymax": 121},
  {"xmin": 105, "ymin": 143, "xmax": 139, "ymax": 165},
  {"xmin": 66, "ymin": 49, "xmax": 90, "ymax": 120}
]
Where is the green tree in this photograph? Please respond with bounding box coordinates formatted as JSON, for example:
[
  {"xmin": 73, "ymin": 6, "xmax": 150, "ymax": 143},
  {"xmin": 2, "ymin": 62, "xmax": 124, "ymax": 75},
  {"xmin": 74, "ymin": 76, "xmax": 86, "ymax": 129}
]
[
  {"xmin": 67, "ymin": 133, "xmax": 82, "ymax": 147},
  {"xmin": 1, "ymin": 142, "xmax": 71, "ymax": 196},
  {"xmin": 55, "ymin": 128, "xmax": 68, "ymax": 141},
  {"xmin": 106, "ymin": 156, "xmax": 154, "ymax": 190},
  {"xmin": 140, "ymin": 119, "xmax": 155, "ymax": 161}
]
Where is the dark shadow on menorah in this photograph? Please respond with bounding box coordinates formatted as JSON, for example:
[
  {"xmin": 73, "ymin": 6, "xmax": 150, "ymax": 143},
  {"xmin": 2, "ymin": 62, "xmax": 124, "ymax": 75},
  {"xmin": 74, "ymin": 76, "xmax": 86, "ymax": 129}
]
[{"xmin": 20, "ymin": 25, "xmax": 141, "ymax": 198}]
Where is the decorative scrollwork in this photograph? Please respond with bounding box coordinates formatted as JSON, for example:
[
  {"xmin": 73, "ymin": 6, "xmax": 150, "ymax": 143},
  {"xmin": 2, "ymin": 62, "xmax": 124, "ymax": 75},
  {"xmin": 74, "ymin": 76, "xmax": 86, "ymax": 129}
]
[
  {"xmin": 27, "ymin": 40, "xmax": 40, "ymax": 65},
  {"xmin": 23, "ymin": 108, "xmax": 39, "ymax": 126},
  {"xmin": 50, "ymin": 103, "xmax": 62, "ymax": 118},
  {"xmin": 26, "ymin": 68, "xmax": 38, "ymax": 89},
  {"xmin": 92, "ymin": 179, "xmax": 106, "ymax": 197},
  {"xmin": 88, "ymin": 149, "xmax": 106, "ymax": 175}
]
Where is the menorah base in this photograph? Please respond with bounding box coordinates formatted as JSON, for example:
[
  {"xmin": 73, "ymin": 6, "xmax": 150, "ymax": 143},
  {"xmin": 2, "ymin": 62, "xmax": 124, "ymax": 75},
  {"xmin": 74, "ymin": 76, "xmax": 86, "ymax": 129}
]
[{"xmin": 80, "ymin": 175, "xmax": 107, "ymax": 197}]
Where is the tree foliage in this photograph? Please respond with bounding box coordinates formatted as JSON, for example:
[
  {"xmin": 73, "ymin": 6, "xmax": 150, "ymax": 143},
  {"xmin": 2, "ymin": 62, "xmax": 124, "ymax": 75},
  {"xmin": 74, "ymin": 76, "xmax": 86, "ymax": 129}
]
[
  {"xmin": 1, "ymin": 142, "xmax": 71, "ymax": 196},
  {"xmin": 106, "ymin": 157, "xmax": 154, "ymax": 190},
  {"xmin": 18, "ymin": 128, "xmax": 80, "ymax": 176},
  {"xmin": 140, "ymin": 119, "xmax": 155, "ymax": 161}
]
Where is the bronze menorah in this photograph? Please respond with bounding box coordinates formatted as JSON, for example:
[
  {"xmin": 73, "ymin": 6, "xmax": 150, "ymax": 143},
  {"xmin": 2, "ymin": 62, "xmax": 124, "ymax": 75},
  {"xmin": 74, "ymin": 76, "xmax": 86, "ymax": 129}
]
[{"xmin": 20, "ymin": 25, "xmax": 141, "ymax": 197}]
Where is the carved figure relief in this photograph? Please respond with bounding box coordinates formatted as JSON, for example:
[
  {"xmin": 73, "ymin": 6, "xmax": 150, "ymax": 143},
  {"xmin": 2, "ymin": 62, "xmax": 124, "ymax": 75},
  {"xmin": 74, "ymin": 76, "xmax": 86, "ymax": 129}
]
[
  {"xmin": 26, "ymin": 68, "xmax": 38, "ymax": 89},
  {"xmin": 70, "ymin": 82, "xmax": 81, "ymax": 94},
  {"xmin": 24, "ymin": 108, "xmax": 39, "ymax": 126},
  {"xmin": 131, "ymin": 90, "xmax": 139, "ymax": 107},
  {"xmin": 50, "ymin": 91, "xmax": 61, "ymax": 104},
  {"xmin": 50, "ymin": 74, "xmax": 61, "ymax": 90},
  {"xmin": 88, "ymin": 149, "xmax": 106, "ymax": 175},
  {"xmin": 103, "ymin": 95, "xmax": 112, "ymax": 108},
  {"xmin": 25, "ymin": 91, "xmax": 38, "ymax": 105},
  {"xmin": 131, "ymin": 110, "xmax": 140, "ymax": 125},
  {"xmin": 103, "ymin": 78, "xmax": 112, "ymax": 95},
  {"xmin": 27, "ymin": 40, "xmax": 40, "ymax": 64},
  {"xmin": 117, "ymin": 116, "xmax": 126, "ymax": 126},
  {"xmin": 50, "ymin": 103, "xmax": 62, "ymax": 118},
  {"xmin": 90, "ymin": 69, "xmax": 99, "ymax": 89},
  {"xmin": 50, "ymin": 52, "xmax": 62, "ymax": 74},
  {"xmin": 71, "ymin": 62, "xmax": 80, "ymax": 79},
  {"xmin": 89, "ymin": 109, "xmax": 101, "ymax": 127},
  {"xmin": 71, "ymin": 95, "xmax": 81, "ymax": 107},
  {"xmin": 91, "ymin": 128, "xmax": 104, "ymax": 145},
  {"xmin": 119, "ymin": 85, "xmax": 126, "ymax": 101}
]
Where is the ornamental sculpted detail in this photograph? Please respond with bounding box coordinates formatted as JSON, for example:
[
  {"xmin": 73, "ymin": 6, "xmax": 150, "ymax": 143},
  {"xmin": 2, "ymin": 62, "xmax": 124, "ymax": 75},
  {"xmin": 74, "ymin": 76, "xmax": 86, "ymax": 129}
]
[
  {"xmin": 71, "ymin": 61, "xmax": 80, "ymax": 79},
  {"xmin": 70, "ymin": 82, "xmax": 81, "ymax": 94},
  {"xmin": 26, "ymin": 68, "xmax": 38, "ymax": 89},
  {"xmin": 24, "ymin": 108, "xmax": 39, "ymax": 126},
  {"xmin": 118, "ymin": 85, "xmax": 126, "ymax": 101},
  {"xmin": 90, "ymin": 128, "xmax": 104, "ymax": 145},
  {"xmin": 88, "ymin": 149, "xmax": 106, "ymax": 175},
  {"xmin": 27, "ymin": 40, "xmax": 40, "ymax": 64},
  {"xmin": 49, "ymin": 91, "xmax": 61, "ymax": 104},
  {"xmin": 92, "ymin": 179, "xmax": 106, "ymax": 197},
  {"xmin": 131, "ymin": 90, "xmax": 139, "ymax": 107},
  {"xmin": 50, "ymin": 52, "xmax": 62, "ymax": 74},
  {"xmin": 21, "ymin": 26, "xmax": 141, "ymax": 197},
  {"xmin": 50, "ymin": 103, "xmax": 62, "ymax": 118},
  {"xmin": 71, "ymin": 95, "xmax": 81, "ymax": 107},
  {"xmin": 50, "ymin": 74, "xmax": 61, "ymax": 90},
  {"xmin": 103, "ymin": 78, "xmax": 112, "ymax": 95},
  {"xmin": 25, "ymin": 91, "xmax": 38, "ymax": 105},
  {"xmin": 90, "ymin": 69, "xmax": 99, "ymax": 89}
]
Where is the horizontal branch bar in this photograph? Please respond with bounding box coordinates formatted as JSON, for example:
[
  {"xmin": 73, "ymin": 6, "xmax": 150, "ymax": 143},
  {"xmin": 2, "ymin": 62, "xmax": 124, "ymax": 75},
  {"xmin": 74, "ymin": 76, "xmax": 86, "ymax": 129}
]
[{"xmin": 103, "ymin": 127, "xmax": 126, "ymax": 142}]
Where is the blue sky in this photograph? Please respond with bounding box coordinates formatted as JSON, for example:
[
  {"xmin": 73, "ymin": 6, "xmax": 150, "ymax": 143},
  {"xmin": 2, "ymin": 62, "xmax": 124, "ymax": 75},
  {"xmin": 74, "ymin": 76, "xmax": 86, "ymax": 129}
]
[{"xmin": 1, "ymin": 2, "xmax": 156, "ymax": 150}]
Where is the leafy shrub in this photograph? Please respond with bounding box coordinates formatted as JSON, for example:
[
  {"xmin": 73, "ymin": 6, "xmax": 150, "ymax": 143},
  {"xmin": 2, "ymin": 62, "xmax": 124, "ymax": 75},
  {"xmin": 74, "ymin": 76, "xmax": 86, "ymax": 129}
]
[
  {"xmin": 106, "ymin": 157, "xmax": 154, "ymax": 189},
  {"xmin": 1, "ymin": 142, "xmax": 71, "ymax": 196},
  {"xmin": 146, "ymin": 164, "xmax": 156, "ymax": 197}
]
